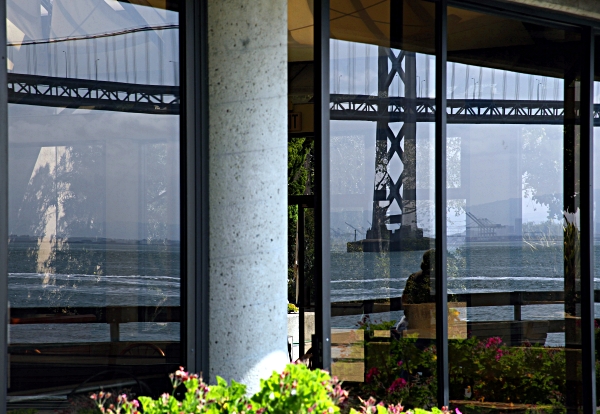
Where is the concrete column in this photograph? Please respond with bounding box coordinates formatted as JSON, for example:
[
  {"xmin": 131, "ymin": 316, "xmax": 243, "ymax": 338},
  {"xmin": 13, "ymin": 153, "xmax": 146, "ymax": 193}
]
[{"xmin": 207, "ymin": 0, "xmax": 289, "ymax": 393}]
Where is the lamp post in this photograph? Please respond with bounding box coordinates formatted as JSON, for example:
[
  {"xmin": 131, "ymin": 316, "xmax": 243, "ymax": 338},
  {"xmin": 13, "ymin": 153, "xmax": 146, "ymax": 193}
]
[
  {"xmin": 169, "ymin": 60, "xmax": 179, "ymax": 86},
  {"xmin": 63, "ymin": 50, "xmax": 67, "ymax": 78}
]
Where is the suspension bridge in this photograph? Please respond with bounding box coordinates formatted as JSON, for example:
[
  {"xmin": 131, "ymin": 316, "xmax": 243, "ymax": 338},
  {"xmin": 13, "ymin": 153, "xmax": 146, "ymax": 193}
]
[
  {"xmin": 7, "ymin": 21, "xmax": 588, "ymax": 251},
  {"xmin": 8, "ymin": 73, "xmax": 179, "ymax": 115},
  {"xmin": 8, "ymin": 26, "xmax": 594, "ymax": 124},
  {"xmin": 330, "ymin": 94, "xmax": 600, "ymax": 125},
  {"xmin": 10, "ymin": 71, "xmax": 597, "ymax": 123}
]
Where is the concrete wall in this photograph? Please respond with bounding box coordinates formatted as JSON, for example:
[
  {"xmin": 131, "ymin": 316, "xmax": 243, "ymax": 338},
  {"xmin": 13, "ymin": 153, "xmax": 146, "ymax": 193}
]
[
  {"xmin": 207, "ymin": 0, "xmax": 289, "ymax": 394},
  {"xmin": 498, "ymin": 0, "xmax": 600, "ymax": 21}
]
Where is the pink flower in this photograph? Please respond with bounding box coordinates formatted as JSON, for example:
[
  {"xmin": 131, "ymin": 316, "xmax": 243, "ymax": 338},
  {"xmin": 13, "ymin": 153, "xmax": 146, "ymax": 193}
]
[
  {"xmin": 495, "ymin": 349, "xmax": 506, "ymax": 361},
  {"xmin": 387, "ymin": 377, "xmax": 407, "ymax": 393},
  {"xmin": 358, "ymin": 396, "xmax": 378, "ymax": 413},
  {"xmin": 485, "ymin": 337, "xmax": 502, "ymax": 349},
  {"xmin": 397, "ymin": 360, "xmax": 403, "ymax": 367},
  {"xmin": 366, "ymin": 367, "xmax": 379, "ymax": 383},
  {"xmin": 387, "ymin": 402, "xmax": 405, "ymax": 413}
]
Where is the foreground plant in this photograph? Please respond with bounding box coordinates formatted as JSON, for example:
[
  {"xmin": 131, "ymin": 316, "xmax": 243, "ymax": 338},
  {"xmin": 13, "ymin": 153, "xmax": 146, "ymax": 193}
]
[
  {"xmin": 91, "ymin": 368, "xmax": 252, "ymax": 414},
  {"xmin": 91, "ymin": 364, "xmax": 464, "ymax": 414},
  {"xmin": 349, "ymin": 398, "xmax": 459, "ymax": 414},
  {"xmin": 91, "ymin": 364, "xmax": 345, "ymax": 414},
  {"xmin": 90, "ymin": 391, "xmax": 140, "ymax": 414},
  {"xmin": 251, "ymin": 362, "xmax": 347, "ymax": 413}
]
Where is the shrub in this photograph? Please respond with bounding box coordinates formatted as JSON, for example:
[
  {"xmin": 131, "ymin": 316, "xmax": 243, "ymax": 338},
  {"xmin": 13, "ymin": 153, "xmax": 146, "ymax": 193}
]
[
  {"xmin": 351, "ymin": 324, "xmax": 567, "ymax": 410},
  {"xmin": 90, "ymin": 364, "xmax": 460, "ymax": 414},
  {"xmin": 251, "ymin": 362, "xmax": 347, "ymax": 413},
  {"xmin": 90, "ymin": 364, "xmax": 346, "ymax": 414},
  {"xmin": 91, "ymin": 369, "xmax": 253, "ymax": 414}
]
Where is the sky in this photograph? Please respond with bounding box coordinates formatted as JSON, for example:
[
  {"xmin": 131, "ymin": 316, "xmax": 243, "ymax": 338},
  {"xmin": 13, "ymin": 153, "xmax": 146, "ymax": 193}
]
[
  {"xmin": 330, "ymin": 39, "xmax": 600, "ymax": 240},
  {"xmin": 7, "ymin": 0, "xmax": 180, "ymax": 241}
]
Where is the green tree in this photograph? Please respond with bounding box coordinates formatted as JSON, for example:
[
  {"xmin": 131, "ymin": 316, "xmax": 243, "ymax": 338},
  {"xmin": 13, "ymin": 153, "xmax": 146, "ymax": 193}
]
[{"xmin": 288, "ymin": 138, "xmax": 314, "ymax": 303}]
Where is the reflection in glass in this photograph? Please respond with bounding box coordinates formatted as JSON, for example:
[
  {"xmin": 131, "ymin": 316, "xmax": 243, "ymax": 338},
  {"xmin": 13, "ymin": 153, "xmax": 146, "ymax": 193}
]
[
  {"xmin": 329, "ymin": 0, "xmax": 438, "ymax": 407},
  {"xmin": 7, "ymin": 1, "xmax": 180, "ymax": 409},
  {"xmin": 446, "ymin": 6, "xmax": 583, "ymax": 412},
  {"xmin": 593, "ymin": 36, "xmax": 600, "ymax": 410},
  {"xmin": 288, "ymin": 0, "xmax": 316, "ymax": 364}
]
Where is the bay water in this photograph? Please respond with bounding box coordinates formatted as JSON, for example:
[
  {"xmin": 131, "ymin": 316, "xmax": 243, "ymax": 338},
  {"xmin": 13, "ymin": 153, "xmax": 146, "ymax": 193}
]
[{"xmin": 9, "ymin": 240, "xmax": 600, "ymax": 347}]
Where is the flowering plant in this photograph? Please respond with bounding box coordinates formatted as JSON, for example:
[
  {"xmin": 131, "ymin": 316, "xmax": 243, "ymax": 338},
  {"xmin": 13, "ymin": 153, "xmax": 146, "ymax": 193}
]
[
  {"xmin": 251, "ymin": 362, "xmax": 347, "ymax": 413},
  {"xmin": 349, "ymin": 399, "xmax": 459, "ymax": 414},
  {"xmin": 91, "ymin": 367, "xmax": 252, "ymax": 414},
  {"xmin": 448, "ymin": 336, "xmax": 565, "ymax": 405},
  {"xmin": 91, "ymin": 363, "xmax": 346, "ymax": 414},
  {"xmin": 352, "ymin": 329, "xmax": 567, "ymax": 410},
  {"xmin": 91, "ymin": 363, "xmax": 463, "ymax": 414},
  {"xmin": 356, "ymin": 335, "xmax": 437, "ymax": 409}
]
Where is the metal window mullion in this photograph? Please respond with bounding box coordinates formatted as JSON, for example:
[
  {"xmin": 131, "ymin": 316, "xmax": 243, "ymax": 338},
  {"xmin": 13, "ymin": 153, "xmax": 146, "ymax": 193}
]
[
  {"xmin": 0, "ymin": 0, "xmax": 7, "ymax": 406},
  {"xmin": 196, "ymin": 0, "xmax": 210, "ymax": 377},
  {"xmin": 182, "ymin": 0, "xmax": 209, "ymax": 375},
  {"xmin": 435, "ymin": 0, "xmax": 449, "ymax": 406},
  {"xmin": 314, "ymin": 0, "xmax": 331, "ymax": 370},
  {"xmin": 580, "ymin": 26, "xmax": 596, "ymax": 414},
  {"xmin": 298, "ymin": 204, "xmax": 306, "ymax": 355}
]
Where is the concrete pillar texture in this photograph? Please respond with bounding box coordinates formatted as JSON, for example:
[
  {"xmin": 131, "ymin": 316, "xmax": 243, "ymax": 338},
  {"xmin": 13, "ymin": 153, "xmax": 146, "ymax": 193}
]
[
  {"xmin": 501, "ymin": 0, "xmax": 600, "ymax": 21},
  {"xmin": 207, "ymin": 0, "xmax": 289, "ymax": 394}
]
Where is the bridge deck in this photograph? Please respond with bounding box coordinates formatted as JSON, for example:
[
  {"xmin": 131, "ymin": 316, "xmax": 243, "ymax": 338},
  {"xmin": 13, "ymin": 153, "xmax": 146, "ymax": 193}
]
[{"xmin": 9, "ymin": 75, "xmax": 600, "ymax": 125}]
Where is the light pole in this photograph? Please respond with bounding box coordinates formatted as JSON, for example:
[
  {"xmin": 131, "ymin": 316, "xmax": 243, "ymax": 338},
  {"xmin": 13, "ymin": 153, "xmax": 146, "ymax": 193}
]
[
  {"xmin": 169, "ymin": 60, "xmax": 179, "ymax": 86},
  {"xmin": 421, "ymin": 80, "xmax": 426, "ymax": 98},
  {"xmin": 472, "ymin": 78, "xmax": 477, "ymax": 100},
  {"xmin": 63, "ymin": 50, "xmax": 67, "ymax": 78},
  {"xmin": 95, "ymin": 58, "xmax": 100, "ymax": 81}
]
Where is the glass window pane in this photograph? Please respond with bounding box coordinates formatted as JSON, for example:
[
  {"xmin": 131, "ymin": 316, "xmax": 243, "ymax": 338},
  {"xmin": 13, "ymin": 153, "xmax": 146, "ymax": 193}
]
[
  {"xmin": 329, "ymin": 0, "xmax": 437, "ymax": 407},
  {"xmin": 447, "ymin": 7, "xmax": 583, "ymax": 412},
  {"xmin": 7, "ymin": 1, "xmax": 181, "ymax": 409},
  {"xmin": 593, "ymin": 35, "xmax": 600, "ymax": 410},
  {"xmin": 288, "ymin": 0, "xmax": 315, "ymax": 365}
]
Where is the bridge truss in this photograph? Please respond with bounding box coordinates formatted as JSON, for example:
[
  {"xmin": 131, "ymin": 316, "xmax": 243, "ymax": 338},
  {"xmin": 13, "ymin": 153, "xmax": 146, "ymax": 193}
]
[
  {"xmin": 8, "ymin": 74, "xmax": 179, "ymax": 115},
  {"xmin": 331, "ymin": 94, "xmax": 599, "ymax": 126}
]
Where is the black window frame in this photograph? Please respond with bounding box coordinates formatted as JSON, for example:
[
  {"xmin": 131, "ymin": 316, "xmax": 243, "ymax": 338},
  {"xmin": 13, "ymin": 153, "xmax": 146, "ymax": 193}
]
[{"xmin": 181, "ymin": 0, "xmax": 210, "ymax": 377}]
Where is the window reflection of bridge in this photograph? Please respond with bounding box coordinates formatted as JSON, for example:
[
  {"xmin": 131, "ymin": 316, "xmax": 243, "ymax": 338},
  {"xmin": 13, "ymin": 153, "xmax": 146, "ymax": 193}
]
[
  {"xmin": 8, "ymin": 73, "xmax": 179, "ymax": 114},
  {"xmin": 331, "ymin": 94, "xmax": 600, "ymax": 126},
  {"xmin": 8, "ymin": 21, "xmax": 180, "ymax": 114},
  {"xmin": 6, "ymin": 1, "xmax": 182, "ymax": 407},
  {"xmin": 10, "ymin": 74, "xmax": 597, "ymax": 120}
]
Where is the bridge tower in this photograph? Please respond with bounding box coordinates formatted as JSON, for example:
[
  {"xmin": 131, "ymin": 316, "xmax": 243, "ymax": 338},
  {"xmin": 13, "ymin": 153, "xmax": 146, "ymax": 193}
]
[{"xmin": 364, "ymin": 46, "xmax": 423, "ymax": 251}]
